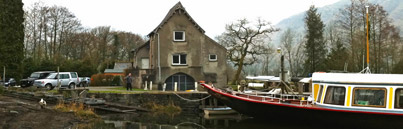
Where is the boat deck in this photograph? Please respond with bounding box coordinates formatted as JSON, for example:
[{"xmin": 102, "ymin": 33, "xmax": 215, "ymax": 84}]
[{"xmin": 218, "ymin": 88, "xmax": 312, "ymax": 107}]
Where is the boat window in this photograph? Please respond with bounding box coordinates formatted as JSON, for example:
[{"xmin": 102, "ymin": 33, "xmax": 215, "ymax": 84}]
[
  {"xmin": 324, "ymin": 86, "xmax": 346, "ymax": 105},
  {"xmin": 395, "ymin": 88, "xmax": 403, "ymax": 109},
  {"xmin": 352, "ymin": 88, "xmax": 386, "ymax": 108},
  {"xmin": 316, "ymin": 85, "xmax": 324, "ymax": 103}
]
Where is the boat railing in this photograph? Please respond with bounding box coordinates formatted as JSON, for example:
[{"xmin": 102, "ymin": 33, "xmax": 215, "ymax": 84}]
[
  {"xmin": 211, "ymin": 85, "xmax": 311, "ymax": 106},
  {"xmin": 241, "ymin": 91, "xmax": 310, "ymax": 106}
]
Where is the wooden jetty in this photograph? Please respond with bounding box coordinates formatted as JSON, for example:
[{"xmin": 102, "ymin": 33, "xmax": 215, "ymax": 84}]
[{"xmin": 91, "ymin": 102, "xmax": 150, "ymax": 113}]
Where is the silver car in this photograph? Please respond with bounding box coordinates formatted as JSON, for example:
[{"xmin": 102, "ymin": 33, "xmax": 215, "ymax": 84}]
[
  {"xmin": 34, "ymin": 73, "xmax": 58, "ymax": 89},
  {"xmin": 34, "ymin": 72, "xmax": 79, "ymax": 90}
]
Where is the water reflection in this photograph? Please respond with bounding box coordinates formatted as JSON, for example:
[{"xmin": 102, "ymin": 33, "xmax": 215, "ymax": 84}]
[
  {"xmin": 74, "ymin": 112, "xmax": 246, "ymax": 129},
  {"xmin": 74, "ymin": 112, "xmax": 354, "ymax": 129}
]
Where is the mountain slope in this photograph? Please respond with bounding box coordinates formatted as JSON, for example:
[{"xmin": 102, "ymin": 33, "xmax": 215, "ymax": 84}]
[{"xmin": 274, "ymin": 0, "xmax": 403, "ymax": 45}]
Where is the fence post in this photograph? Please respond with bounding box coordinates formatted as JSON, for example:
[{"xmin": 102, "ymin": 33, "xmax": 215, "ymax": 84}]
[
  {"xmin": 174, "ymin": 82, "xmax": 177, "ymax": 92},
  {"xmin": 144, "ymin": 81, "xmax": 148, "ymax": 90},
  {"xmin": 195, "ymin": 82, "xmax": 198, "ymax": 91},
  {"xmin": 149, "ymin": 81, "xmax": 153, "ymax": 90}
]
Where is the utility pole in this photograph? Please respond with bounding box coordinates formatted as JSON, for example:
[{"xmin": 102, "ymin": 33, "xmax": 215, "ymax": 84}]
[
  {"xmin": 278, "ymin": 48, "xmax": 285, "ymax": 93},
  {"xmin": 57, "ymin": 66, "xmax": 60, "ymax": 90},
  {"xmin": 277, "ymin": 48, "xmax": 293, "ymax": 94}
]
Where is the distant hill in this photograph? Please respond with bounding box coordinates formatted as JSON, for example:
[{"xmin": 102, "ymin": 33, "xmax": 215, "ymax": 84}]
[{"xmin": 273, "ymin": 0, "xmax": 403, "ymax": 45}]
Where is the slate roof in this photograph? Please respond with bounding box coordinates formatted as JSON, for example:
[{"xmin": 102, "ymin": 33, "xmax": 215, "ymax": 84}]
[
  {"xmin": 113, "ymin": 62, "xmax": 131, "ymax": 69},
  {"xmin": 104, "ymin": 62, "xmax": 131, "ymax": 73},
  {"xmin": 148, "ymin": 2, "xmax": 205, "ymax": 36},
  {"xmin": 104, "ymin": 69, "xmax": 124, "ymax": 73}
]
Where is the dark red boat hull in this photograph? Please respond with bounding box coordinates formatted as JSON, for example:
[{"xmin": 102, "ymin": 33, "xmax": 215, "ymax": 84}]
[{"xmin": 202, "ymin": 84, "xmax": 403, "ymax": 128}]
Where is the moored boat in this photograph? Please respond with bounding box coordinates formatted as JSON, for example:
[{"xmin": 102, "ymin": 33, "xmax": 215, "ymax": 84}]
[
  {"xmin": 203, "ymin": 107, "xmax": 237, "ymax": 115},
  {"xmin": 200, "ymin": 72, "xmax": 403, "ymax": 127}
]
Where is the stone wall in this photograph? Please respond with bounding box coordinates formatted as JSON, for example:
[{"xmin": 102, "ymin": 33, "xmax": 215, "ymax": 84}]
[{"xmin": 87, "ymin": 92, "xmax": 210, "ymax": 113}]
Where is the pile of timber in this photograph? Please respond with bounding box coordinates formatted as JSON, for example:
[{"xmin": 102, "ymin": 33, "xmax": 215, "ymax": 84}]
[{"xmin": 91, "ymin": 102, "xmax": 150, "ymax": 113}]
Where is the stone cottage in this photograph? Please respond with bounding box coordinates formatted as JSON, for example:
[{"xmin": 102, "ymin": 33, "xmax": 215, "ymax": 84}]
[{"xmin": 132, "ymin": 2, "xmax": 227, "ymax": 90}]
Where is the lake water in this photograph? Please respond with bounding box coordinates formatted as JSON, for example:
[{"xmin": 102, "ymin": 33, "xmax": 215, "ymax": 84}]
[{"xmin": 75, "ymin": 112, "xmax": 354, "ymax": 129}]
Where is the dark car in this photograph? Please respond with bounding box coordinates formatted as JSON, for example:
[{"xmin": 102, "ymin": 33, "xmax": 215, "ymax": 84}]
[
  {"xmin": 20, "ymin": 71, "xmax": 55, "ymax": 88},
  {"xmin": 0, "ymin": 78, "xmax": 16, "ymax": 87},
  {"xmin": 78, "ymin": 77, "xmax": 90, "ymax": 87}
]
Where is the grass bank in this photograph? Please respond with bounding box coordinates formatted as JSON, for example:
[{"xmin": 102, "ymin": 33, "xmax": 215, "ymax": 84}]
[{"xmin": 54, "ymin": 100, "xmax": 99, "ymax": 120}]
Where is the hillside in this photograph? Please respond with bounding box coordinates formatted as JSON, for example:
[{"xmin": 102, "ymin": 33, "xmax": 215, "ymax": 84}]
[{"xmin": 274, "ymin": 0, "xmax": 403, "ymax": 45}]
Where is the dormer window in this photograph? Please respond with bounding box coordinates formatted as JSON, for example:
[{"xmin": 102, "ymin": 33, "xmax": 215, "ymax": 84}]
[
  {"xmin": 174, "ymin": 31, "xmax": 185, "ymax": 41},
  {"xmin": 209, "ymin": 54, "xmax": 217, "ymax": 61}
]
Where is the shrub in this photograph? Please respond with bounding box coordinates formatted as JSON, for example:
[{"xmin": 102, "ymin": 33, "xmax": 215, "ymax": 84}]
[
  {"xmin": 90, "ymin": 74, "xmax": 103, "ymax": 86},
  {"xmin": 90, "ymin": 74, "xmax": 122, "ymax": 86},
  {"xmin": 112, "ymin": 76, "xmax": 122, "ymax": 86}
]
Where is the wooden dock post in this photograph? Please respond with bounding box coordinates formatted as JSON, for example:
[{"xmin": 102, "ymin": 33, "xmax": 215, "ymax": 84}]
[
  {"xmin": 209, "ymin": 97, "xmax": 213, "ymax": 107},
  {"xmin": 213, "ymin": 98, "xmax": 218, "ymax": 107},
  {"xmin": 202, "ymin": 99, "xmax": 206, "ymax": 108}
]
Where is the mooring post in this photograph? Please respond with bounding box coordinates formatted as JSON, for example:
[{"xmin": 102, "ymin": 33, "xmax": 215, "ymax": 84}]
[
  {"xmin": 163, "ymin": 83, "xmax": 166, "ymax": 91},
  {"xmin": 202, "ymin": 98, "xmax": 206, "ymax": 108},
  {"xmin": 209, "ymin": 97, "xmax": 213, "ymax": 107},
  {"xmin": 195, "ymin": 82, "xmax": 198, "ymax": 91},
  {"xmin": 150, "ymin": 81, "xmax": 153, "ymax": 90},
  {"xmin": 174, "ymin": 82, "xmax": 178, "ymax": 91},
  {"xmin": 214, "ymin": 98, "xmax": 218, "ymax": 107},
  {"xmin": 2, "ymin": 66, "xmax": 5, "ymax": 86},
  {"xmin": 144, "ymin": 81, "xmax": 148, "ymax": 90}
]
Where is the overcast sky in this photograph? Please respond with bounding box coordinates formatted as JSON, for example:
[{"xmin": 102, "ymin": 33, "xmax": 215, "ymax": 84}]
[{"xmin": 22, "ymin": 0, "xmax": 340, "ymax": 38}]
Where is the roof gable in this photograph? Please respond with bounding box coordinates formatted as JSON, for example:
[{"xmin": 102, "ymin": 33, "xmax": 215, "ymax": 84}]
[{"xmin": 148, "ymin": 2, "xmax": 205, "ymax": 36}]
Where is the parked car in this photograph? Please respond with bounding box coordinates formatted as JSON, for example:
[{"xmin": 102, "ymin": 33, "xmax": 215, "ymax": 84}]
[
  {"xmin": 34, "ymin": 72, "xmax": 79, "ymax": 89},
  {"xmin": 78, "ymin": 77, "xmax": 90, "ymax": 87},
  {"xmin": 0, "ymin": 78, "xmax": 16, "ymax": 87},
  {"xmin": 20, "ymin": 71, "xmax": 55, "ymax": 88}
]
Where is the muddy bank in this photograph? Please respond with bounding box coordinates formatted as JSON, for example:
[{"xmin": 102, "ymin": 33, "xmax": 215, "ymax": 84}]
[{"xmin": 0, "ymin": 95, "xmax": 81, "ymax": 129}]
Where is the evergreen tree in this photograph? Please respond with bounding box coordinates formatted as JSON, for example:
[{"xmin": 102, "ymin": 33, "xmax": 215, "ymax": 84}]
[
  {"xmin": 0, "ymin": 0, "xmax": 25, "ymax": 80},
  {"xmin": 326, "ymin": 39, "xmax": 348, "ymax": 71},
  {"xmin": 304, "ymin": 5, "xmax": 326, "ymax": 74}
]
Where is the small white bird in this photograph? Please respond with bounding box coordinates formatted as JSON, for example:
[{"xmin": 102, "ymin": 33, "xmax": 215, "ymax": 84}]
[{"xmin": 39, "ymin": 98, "xmax": 46, "ymax": 109}]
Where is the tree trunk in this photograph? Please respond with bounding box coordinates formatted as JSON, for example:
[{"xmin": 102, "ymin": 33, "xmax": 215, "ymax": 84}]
[{"xmin": 231, "ymin": 54, "xmax": 246, "ymax": 85}]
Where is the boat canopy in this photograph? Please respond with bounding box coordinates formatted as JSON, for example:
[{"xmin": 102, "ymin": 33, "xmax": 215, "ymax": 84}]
[
  {"xmin": 312, "ymin": 73, "xmax": 403, "ymax": 85},
  {"xmin": 299, "ymin": 77, "xmax": 311, "ymax": 83},
  {"xmin": 246, "ymin": 76, "xmax": 275, "ymax": 81},
  {"xmin": 269, "ymin": 77, "xmax": 280, "ymax": 82}
]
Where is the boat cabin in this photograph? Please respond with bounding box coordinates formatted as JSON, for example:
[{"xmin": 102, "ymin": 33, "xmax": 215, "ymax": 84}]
[{"xmin": 312, "ymin": 73, "xmax": 403, "ymax": 113}]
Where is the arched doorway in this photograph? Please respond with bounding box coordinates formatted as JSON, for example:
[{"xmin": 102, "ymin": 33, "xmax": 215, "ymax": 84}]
[{"xmin": 165, "ymin": 73, "xmax": 195, "ymax": 91}]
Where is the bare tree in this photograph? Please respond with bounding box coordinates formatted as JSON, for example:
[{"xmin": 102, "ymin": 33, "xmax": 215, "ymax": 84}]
[
  {"xmin": 217, "ymin": 18, "xmax": 279, "ymax": 84},
  {"xmin": 337, "ymin": 0, "xmax": 361, "ymax": 71},
  {"xmin": 280, "ymin": 28, "xmax": 295, "ymax": 76}
]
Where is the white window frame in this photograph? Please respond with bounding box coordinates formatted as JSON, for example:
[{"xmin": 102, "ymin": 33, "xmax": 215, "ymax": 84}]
[
  {"xmin": 209, "ymin": 54, "xmax": 217, "ymax": 61},
  {"xmin": 141, "ymin": 58, "xmax": 150, "ymax": 69},
  {"xmin": 172, "ymin": 54, "xmax": 187, "ymax": 65},
  {"xmin": 173, "ymin": 31, "xmax": 185, "ymax": 41}
]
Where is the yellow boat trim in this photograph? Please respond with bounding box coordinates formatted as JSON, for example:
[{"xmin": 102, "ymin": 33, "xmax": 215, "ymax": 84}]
[
  {"xmin": 320, "ymin": 86, "xmax": 327, "ymax": 104},
  {"xmin": 314, "ymin": 84, "xmax": 319, "ymax": 101},
  {"xmin": 346, "ymin": 86, "xmax": 351, "ymax": 106},
  {"xmin": 389, "ymin": 87, "xmax": 394, "ymax": 109}
]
